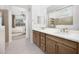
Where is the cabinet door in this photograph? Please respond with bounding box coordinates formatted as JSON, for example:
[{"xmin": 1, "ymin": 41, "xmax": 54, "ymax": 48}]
[
  {"xmin": 40, "ymin": 35, "xmax": 46, "ymax": 52},
  {"xmin": 46, "ymin": 37, "xmax": 56, "ymax": 54},
  {"xmin": 57, "ymin": 43, "xmax": 77, "ymax": 54},
  {"xmin": 33, "ymin": 31, "xmax": 40, "ymax": 46},
  {"xmin": 33, "ymin": 31, "xmax": 42, "ymax": 48},
  {"xmin": 36, "ymin": 31, "xmax": 41, "ymax": 47},
  {"xmin": 33, "ymin": 31, "xmax": 36, "ymax": 44},
  {"xmin": 78, "ymin": 43, "xmax": 79, "ymax": 54},
  {"xmin": 40, "ymin": 43, "xmax": 46, "ymax": 52}
]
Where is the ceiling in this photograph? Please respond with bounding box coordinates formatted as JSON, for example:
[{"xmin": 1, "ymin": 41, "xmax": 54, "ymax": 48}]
[
  {"xmin": 11, "ymin": 5, "xmax": 29, "ymax": 15},
  {"xmin": 14, "ymin": 5, "xmax": 29, "ymax": 9}
]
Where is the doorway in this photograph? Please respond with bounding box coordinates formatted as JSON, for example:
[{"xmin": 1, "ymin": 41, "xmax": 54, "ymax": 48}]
[{"xmin": 12, "ymin": 11, "xmax": 26, "ymax": 40}]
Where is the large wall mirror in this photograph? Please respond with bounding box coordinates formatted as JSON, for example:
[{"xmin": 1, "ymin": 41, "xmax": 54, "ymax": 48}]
[{"xmin": 47, "ymin": 5, "xmax": 73, "ymax": 27}]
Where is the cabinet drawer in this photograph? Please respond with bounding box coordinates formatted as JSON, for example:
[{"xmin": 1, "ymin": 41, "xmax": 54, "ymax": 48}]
[
  {"xmin": 41, "ymin": 37, "xmax": 45, "ymax": 41},
  {"xmin": 41, "ymin": 43, "xmax": 45, "ymax": 48},
  {"xmin": 46, "ymin": 37, "xmax": 52, "ymax": 43},
  {"xmin": 40, "ymin": 44, "xmax": 46, "ymax": 52},
  {"xmin": 41, "ymin": 41, "xmax": 45, "ymax": 45},
  {"xmin": 46, "ymin": 34, "xmax": 77, "ymax": 49},
  {"xmin": 41, "ymin": 37, "xmax": 45, "ymax": 43},
  {"xmin": 46, "ymin": 36, "xmax": 57, "ymax": 53},
  {"xmin": 57, "ymin": 43, "xmax": 77, "ymax": 54},
  {"xmin": 61, "ymin": 38, "xmax": 77, "ymax": 49},
  {"xmin": 46, "ymin": 34, "xmax": 58, "ymax": 42},
  {"xmin": 41, "ymin": 33, "xmax": 45, "ymax": 37}
]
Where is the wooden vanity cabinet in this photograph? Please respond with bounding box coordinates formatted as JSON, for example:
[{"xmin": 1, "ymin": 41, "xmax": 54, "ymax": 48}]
[
  {"xmin": 78, "ymin": 43, "xmax": 79, "ymax": 53},
  {"xmin": 46, "ymin": 34, "xmax": 78, "ymax": 54},
  {"xmin": 33, "ymin": 30, "xmax": 41, "ymax": 47},
  {"xmin": 56, "ymin": 37, "xmax": 77, "ymax": 54},
  {"xmin": 33, "ymin": 30, "xmax": 36, "ymax": 44},
  {"xmin": 40, "ymin": 33, "xmax": 46, "ymax": 52},
  {"xmin": 33, "ymin": 30, "xmax": 78, "ymax": 54},
  {"xmin": 33, "ymin": 31, "xmax": 46, "ymax": 52},
  {"xmin": 57, "ymin": 43, "xmax": 77, "ymax": 54},
  {"xmin": 46, "ymin": 35, "xmax": 57, "ymax": 54},
  {"xmin": 57, "ymin": 40, "xmax": 77, "ymax": 54},
  {"xmin": 36, "ymin": 32, "xmax": 41, "ymax": 47}
]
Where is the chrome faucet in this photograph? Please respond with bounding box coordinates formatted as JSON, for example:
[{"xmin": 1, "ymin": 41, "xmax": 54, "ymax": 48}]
[{"xmin": 60, "ymin": 28, "xmax": 68, "ymax": 33}]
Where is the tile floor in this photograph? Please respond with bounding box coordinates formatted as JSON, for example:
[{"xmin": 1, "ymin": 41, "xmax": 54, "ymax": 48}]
[{"xmin": 5, "ymin": 35, "xmax": 44, "ymax": 54}]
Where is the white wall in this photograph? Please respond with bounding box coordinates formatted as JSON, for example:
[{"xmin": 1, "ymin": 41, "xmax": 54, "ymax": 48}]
[
  {"xmin": 26, "ymin": 6, "xmax": 32, "ymax": 42},
  {"xmin": 72, "ymin": 6, "xmax": 79, "ymax": 30},
  {"xmin": 0, "ymin": 12, "xmax": 2, "ymax": 28},
  {"xmin": 17, "ymin": 5, "xmax": 33, "ymax": 42},
  {"xmin": 32, "ymin": 5, "xmax": 49, "ymax": 28},
  {"xmin": 32, "ymin": 5, "xmax": 40, "ymax": 24},
  {"xmin": 8, "ymin": 10, "xmax": 12, "ymax": 43}
]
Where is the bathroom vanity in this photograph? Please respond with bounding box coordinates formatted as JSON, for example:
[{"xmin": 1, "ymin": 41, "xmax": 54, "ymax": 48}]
[
  {"xmin": 33, "ymin": 28, "xmax": 79, "ymax": 54},
  {"xmin": 32, "ymin": 5, "xmax": 79, "ymax": 54}
]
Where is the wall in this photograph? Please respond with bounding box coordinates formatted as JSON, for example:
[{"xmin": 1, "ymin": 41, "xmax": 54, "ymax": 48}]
[
  {"xmin": 32, "ymin": 5, "xmax": 49, "ymax": 28},
  {"xmin": 47, "ymin": 5, "xmax": 79, "ymax": 30},
  {"xmin": 72, "ymin": 6, "xmax": 79, "ymax": 30},
  {"xmin": 0, "ymin": 5, "xmax": 12, "ymax": 43},
  {"xmin": 25, "ymin": 6, "xmax": 32, "ymax": 42},
  {"xmin": 0, "ymin": 12, "xmax": 2, "ymax": 28},
  {"xmin": 3, "ymin": 10, "xmax": 9, "ymax": 42},
  {"xmin": 0, "ymin": 11, "xmax": 5, "ymax": 53},
  {"xmin": 32, "ymin": 5, "xmax": 40, "ymax": 24},
  {"xmin": 8, "ymin": 10, "xmax": 12, "ymax": 42}
]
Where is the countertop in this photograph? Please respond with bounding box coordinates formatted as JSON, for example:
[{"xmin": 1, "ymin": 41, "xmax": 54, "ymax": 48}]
[{"xmin": 32, "ymin": 28, "xmax": 79, "ymax": 43}]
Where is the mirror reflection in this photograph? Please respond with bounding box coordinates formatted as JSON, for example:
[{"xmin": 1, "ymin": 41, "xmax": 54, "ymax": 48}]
[{"xmin": 47, "ymin": 5, "xmax": 73, "ymax": 27}]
